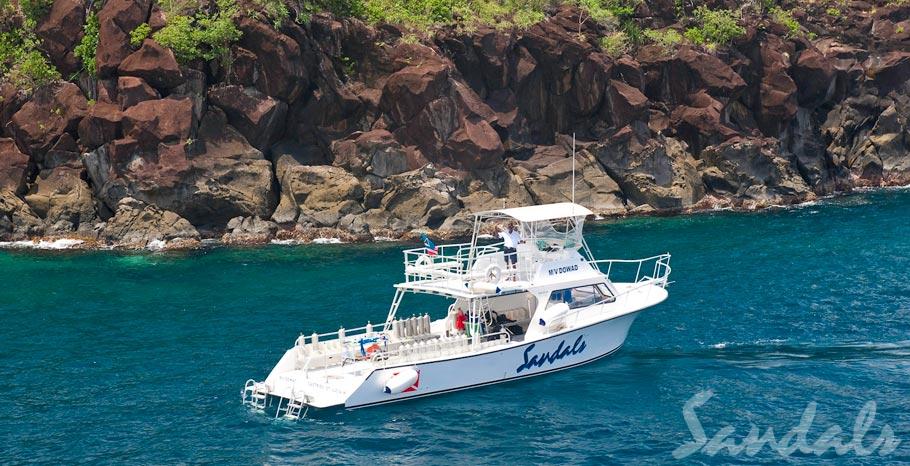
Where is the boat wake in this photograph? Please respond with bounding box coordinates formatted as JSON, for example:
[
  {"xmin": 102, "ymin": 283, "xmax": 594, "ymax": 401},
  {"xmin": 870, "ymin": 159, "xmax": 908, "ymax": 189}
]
[{"xmin": 629, "ymin": 340, "xmax": 910, "ymax": 365}]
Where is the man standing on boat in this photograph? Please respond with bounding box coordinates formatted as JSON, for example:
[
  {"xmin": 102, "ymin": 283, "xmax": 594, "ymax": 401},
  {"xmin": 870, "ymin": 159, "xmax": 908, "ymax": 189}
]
[{"xmin": 499, "ymin": 223, "xmax": 523, "ymax": 280}]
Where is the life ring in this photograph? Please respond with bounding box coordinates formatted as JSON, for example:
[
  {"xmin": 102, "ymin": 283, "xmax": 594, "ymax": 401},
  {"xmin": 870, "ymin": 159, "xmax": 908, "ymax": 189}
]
[
  {"xmin": 415, "ymin": 254, "xmax": 432, "ymax": 268},
  {"xmin": 366, "ymin": 343, "xmax": 381, "ymax": 354},
  {"xmin": 484, "ymin": 264, "xmax": 502, "ymax": 284}
]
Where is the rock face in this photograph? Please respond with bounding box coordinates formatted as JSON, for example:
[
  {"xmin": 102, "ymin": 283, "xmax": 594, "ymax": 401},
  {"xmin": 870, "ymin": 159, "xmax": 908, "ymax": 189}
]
[{"xmin": 3, "ymin": 3, "xmax": 910, "ymax": 245}]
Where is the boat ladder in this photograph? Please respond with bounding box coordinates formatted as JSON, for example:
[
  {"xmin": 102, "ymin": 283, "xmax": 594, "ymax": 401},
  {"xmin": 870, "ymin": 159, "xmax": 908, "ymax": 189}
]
[
  {"xmin": 243, "ymin": 379, "xmax": 269, "ymax": 410},
  {"xmin": 277, "ymin": 397, "xmax": 308, "ymax": 421}
]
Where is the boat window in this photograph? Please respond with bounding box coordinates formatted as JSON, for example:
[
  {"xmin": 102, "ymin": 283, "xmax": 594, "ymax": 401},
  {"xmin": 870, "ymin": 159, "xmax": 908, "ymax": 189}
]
[{"xmin": 548, "ymin": 283, "xmax": 615, "ymax": 309}]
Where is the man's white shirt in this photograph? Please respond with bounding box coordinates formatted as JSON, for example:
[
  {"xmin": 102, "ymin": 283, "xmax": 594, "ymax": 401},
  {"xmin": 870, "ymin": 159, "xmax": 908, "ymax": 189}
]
[{"xmin": 500, "ymin": 230, "xmax": 521, "ymax": 248}]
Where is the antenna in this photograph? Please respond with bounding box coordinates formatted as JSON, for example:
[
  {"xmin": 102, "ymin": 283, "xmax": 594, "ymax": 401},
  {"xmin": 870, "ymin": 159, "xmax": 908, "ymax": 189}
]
[{"xmin": 571, "ymin": 132, "xmax": 576, "ymax": 205}]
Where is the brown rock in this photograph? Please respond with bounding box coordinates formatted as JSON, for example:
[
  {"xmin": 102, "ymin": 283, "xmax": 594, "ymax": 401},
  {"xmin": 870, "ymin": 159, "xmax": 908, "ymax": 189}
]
[
  {"xmin": 605, "ymin": 80, "xmax": 648, "ymax": 128},
  {"xmin": 207, "ymin": 85, "xmax": 288, "ymax": 151},
  {"xmin": 381, "ymin": 64, "xmax": 451, "ymax": 125},
  {"xmin": 121, "ymin": 98, "xmax": 195, "ymax": 150},
  {"xmin": 43, "ymin": 133, "xmax": 82, "ymax": 170},
  {"xmin": 83, "ymin": 108, "xmax": 275, "ymax": 227},
  {"xmin": 0, "ymin": 139, "xmax": 29, "ymax": 194},
  {"xmin": 866, "ymin": 52, "xmax": 910, "ymax": 94},
  {"xmin": 117, "ymin": 76, "xmax": 160, "ymax": 110},
  {"xmin": 36, "ymin": 0, "xmax": 85, "ymax": 76},
  {"xmin": 96, "ymin": 0, "xmax": 152, "ymax": 76},
  {"xmin": 572, "ymin": 53, "xmax": 612, "ymax": 116},
  {"xmin": 118, "ymin": 39, "xmax": 184, "ymax": 90},
  {"xmin": 78, "ymin": 102, "xmax": 123, "ymax": 150},
  {"xmin": 10, "ymin": 82, "xmax": 88, "ymax": 157},
  {"xmin": 792, "ymin": 48, "xmax": 835, "ymax": 106},
  {"xmin": 238, "ymin": 18, "xmax": 308, "ymax": 102},
  {"xmin": 677, "ymin": 47, "xmax": 747, "ymax": 97},
  {"xmin": 670, "ymin": 91, "xmax": 739, "ymax": 153},
  {"xmin": 1, "ymin": 84, "xmax": 25, "ymax": 138}
]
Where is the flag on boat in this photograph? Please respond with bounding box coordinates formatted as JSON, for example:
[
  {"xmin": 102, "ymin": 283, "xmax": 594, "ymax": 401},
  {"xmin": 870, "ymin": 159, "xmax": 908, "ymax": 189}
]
[{"xmin": 421, "ymin": 234, "xmax": 438, "ymax": 256}]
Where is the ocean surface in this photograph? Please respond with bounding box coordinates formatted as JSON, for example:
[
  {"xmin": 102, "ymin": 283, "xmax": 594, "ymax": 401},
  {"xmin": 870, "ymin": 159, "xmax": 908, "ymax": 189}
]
[{"xmin": 2, "ymin": 190, "xmax": 909, "ymax": 464}]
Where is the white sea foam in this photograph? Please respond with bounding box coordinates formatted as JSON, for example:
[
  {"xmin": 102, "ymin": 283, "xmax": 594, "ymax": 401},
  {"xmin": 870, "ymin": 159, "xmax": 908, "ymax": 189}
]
[
  {"xmin": 373, "ymin": 236, "xmax": 398, "ymax": 242},
  {"xmin": 312, "ymin": 237, "xmax": 344, "ymax": 244},
  {"xmin": 0, "ymin": 238, "xmax": 85, "ymax": 250},
  {"xmin": 146, "ymin": 239, "xmax": 167, "ymax": 251}
]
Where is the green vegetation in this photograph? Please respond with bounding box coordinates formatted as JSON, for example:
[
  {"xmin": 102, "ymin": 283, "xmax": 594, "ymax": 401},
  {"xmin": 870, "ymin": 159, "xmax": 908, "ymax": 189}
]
[
  {"xmin": 769, "ymin": 6, "xmax": 800, "ymax": 37},
  {"xmin": 19, "ymin": 0, "xmax": 53, "ymax": 22},
  {"xmin": 153, "ymin": 0, "xmax": 242, "ymax": 63},
  {"xmin": 684, "ymin": 6, "xmax": 744, "ymax": 49},
  {"xmin": 0, "ymin": 2, "xmax": 60, "ymax": 90},
  {"xmin": 74, "ymin": 11, "xmax": 100, "ymax": 76},
  {"xmin": 643, "ymin": 27, "xmax": 682, "ymax": 51},
  {"xmin": 825, "ymin": 6, "xmax": 841, "ymax": 17},
  {"xmin": 599, "ymin": 31, "xmax": 629, "ymax": 57},
  {"xmin": 130, "ymin": 23, "xmax": 152, "ymax": 47}
]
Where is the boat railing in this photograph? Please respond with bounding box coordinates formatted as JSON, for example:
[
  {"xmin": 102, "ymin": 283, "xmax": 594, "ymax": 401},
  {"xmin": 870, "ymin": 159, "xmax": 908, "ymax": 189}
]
[
  {"xmin": 371, "ymin": 330, "xmax": 512, "ymax": 368},
  {"xmin": 294, "ymin": 322, "xmax": 378, "ymax": 347},
  {"xmin": 590, "ymin": 253, "xmax": 672, "ymax": 288},
  {"xmin": 402, "ymin": 241, "xmax": 503, "ymax": 282},
  {"xmin": 295, "ymin": 329, "xmax": 512, "ymax": 372}
]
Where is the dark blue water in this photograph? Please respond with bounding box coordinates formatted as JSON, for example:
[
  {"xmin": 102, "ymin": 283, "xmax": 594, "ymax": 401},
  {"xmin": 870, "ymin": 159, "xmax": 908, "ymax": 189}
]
[{"xmin": 2, "ymin": 190, "xmax": 909, "ymax": 464}]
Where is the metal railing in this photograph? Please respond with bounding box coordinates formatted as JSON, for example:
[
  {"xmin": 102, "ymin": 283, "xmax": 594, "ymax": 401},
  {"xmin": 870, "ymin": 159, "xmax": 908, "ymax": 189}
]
[
  {"xmin": 402, "ymin": 241, "xmax": 505, "ymax": 282},
  {"xmin": 590, "ymin": 253, "xmax": 672, "ymax": 288}
]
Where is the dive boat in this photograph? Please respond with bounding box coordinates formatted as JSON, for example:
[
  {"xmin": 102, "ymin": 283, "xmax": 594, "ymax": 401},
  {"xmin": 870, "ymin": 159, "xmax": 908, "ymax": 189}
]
[{"xmin": 243, "ymin": 202, "xmax": 671, "ymax": 418}]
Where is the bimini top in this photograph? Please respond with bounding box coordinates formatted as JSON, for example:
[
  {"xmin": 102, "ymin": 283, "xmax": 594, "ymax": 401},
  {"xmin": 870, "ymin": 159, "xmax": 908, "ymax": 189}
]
[{"xmin": 478, "ymin": 202, "xmax": 594, "ymax": 223}]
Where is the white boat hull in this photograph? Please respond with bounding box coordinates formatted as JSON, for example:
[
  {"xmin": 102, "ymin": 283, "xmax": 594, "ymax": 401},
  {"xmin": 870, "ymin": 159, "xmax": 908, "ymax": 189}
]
[{"xmin": 344, "ymin": 311, "xmax": 640, "ymax": 409}]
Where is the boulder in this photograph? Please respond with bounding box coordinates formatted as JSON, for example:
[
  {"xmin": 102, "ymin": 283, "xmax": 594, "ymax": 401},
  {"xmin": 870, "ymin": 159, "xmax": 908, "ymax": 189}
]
[
  {"xmin": 222, "ymin": 216, "xmax": 279, "ymax": 244},
  {"xmin": 118, "ymin": 39, "xmax": 184, "ymax": 90},
  {"xmin": 121, "ymin": 98, "xmax": 195, "ymax": 150},
  {"xmin": 866, "ymin": 52, "xmax": 910, "ymax": 95},
  {"xmin": 10, "ymin": 83, "xmax": 87, "ymax": 158},
  {"xmin": 508, "ymin": 145, "xmax": 626, "ymax": 215},
  {"xmin": 332, "ymin": 130, "xmax": 412, "ymax": 178},
  {"xmin": 375, "ymin": 167, "xmax": 460, "ymax": 230},
  {"xmin": 700, "ymin": 138, "xmax": 812, "ymax": 204},
  {"xmin": 791, "ymin": 47, "xmax": 835, "ymax": 107},
  {"xmin": 592, "ymin": 132, "xmax": 704, "ymax": 210},
  {"xmin": 117, "ymin": 76, "xmax": 160, "ymax": 110},
  {"xmin": 238, "ymin": 18, "xmax": 308, "ymax": 102},
  {"xmin": 571, "ymin": 53, "xmax": 612, "ymax": 116},
  {"xmin": 604, "ymin": 80, "xmax": 648, "ymax": 128},
  {"xmin": 0, "ymin": 190, "xmax": 44, "ymax": 240},
  {"xmin": 1, "ymin": 84, "xmax": 25, "ymax": 138},
  {"xmin": 0, "ymin": 139, "xmax": 29, "ymax": 194},
  {"xmin": 24, "ymin": 167, "xmax": 97, "ymax": 234},
  {"xmin": 208, "ymin": 85, "xmax": 288, "ymax": 151},
  {"xmin": 96, "ymin": 0, "xmax": 152, "ymax": 76},
  {"xmin": 43, "ymin": 133, "xmax": 82, "ymax": 170},
  {"xmin": 273, "ymin": 157, "xmax": 364, "ymax": 227},
  {"xmin": 757, "ymin": 36, "xmax": 798, "ymax": 135},
  {"xmin": 670, "ymin": 91, "xmax": 739, "ymax": 154},
  {"xmin": 101, "ymin": 197, "xmax": 199, "ymax": 248},
  {"xmin": 35, "ymin": 0, "xmax": 85, "ymax": 76},
  {"xmin": 676, "ymin": 46, "xmax": 747, "ymax": 98},
  {"xmin": 78, "ymin": 102, "xmax": 123, "ymax": 150},
  {"xmin": 868, "ymin": 103, "xmax": 910, "ymax": 184},
  {"xmin": 380, "ymin": 64, "xmax": 451, "ymax": 125}
]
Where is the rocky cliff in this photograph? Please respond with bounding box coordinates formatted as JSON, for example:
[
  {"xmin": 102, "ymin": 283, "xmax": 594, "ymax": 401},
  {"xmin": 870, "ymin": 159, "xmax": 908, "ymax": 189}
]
[{"xmin": 1, "ymin": 0, "xmax": 909, "ymax": 247}]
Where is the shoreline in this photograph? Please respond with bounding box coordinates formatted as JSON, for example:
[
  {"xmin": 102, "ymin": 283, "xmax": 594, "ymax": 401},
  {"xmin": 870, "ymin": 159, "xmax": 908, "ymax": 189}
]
[{"xmin": 3, "ymin": 185, "xmax": 907, "ymax": 253}]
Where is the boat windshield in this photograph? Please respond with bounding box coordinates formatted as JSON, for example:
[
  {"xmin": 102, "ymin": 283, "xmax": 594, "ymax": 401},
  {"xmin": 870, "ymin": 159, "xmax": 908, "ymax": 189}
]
[{"xmin": 522, "ymin": 217, "xmax": 584, "ymax": 252}]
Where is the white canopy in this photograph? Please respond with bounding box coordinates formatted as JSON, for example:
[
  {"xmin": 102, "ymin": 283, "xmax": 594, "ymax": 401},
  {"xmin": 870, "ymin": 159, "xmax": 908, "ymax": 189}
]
[{"xmin": 480, "ymin": 202, "xmax": 593, "ymax": 223}]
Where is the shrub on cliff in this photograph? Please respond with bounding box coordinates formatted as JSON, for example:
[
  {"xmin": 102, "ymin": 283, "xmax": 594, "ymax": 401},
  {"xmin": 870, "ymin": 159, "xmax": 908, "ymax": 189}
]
[
  {"xmin": 74, "ymin": 11, "xmax": 100, "ymax": 76},
  {"xmin": 153, "ymin": 0, "xmax": 242, "ymax": 64},
  {"xmin": 684, "ymin": 6, "xmax": 744, "ymax": 49},
  {"xmin": 0, "ymin": 2, "xmax": 60, "ymax": 90},
  {"xmin": 768, "ymin": 6, "xmax": 800, "ymax": 38}
]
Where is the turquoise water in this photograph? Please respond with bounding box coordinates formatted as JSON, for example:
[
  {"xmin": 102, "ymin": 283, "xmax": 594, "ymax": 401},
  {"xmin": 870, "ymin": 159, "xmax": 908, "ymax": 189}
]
[{"xmin": 2, "ymin": 190, "xmax": 909, "ymax": 464}]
